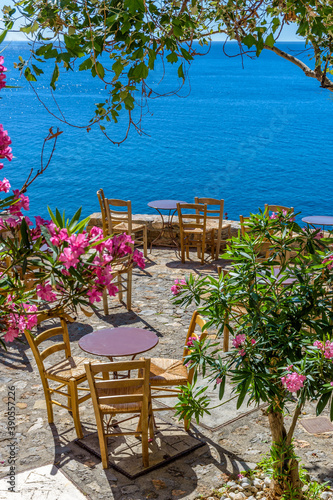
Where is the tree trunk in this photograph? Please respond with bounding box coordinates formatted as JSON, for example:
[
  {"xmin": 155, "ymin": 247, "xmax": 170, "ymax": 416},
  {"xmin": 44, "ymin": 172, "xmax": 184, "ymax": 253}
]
[{"xmin": 267, "ymin": 409, "xmax": 303, "ymax": 499}]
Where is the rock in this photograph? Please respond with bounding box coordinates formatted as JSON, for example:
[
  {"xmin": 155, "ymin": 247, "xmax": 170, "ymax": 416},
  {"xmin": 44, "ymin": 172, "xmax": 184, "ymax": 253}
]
[
  {"xmin": 320, "ymin": 493, "xmax": 333, "ymax": 500},
  {"xmin": 253, "ymin": 479, "xmax": 263, "ymax": 489},
  {"xmin": 33, "ymin": 400, "xmax": 47, "ymax": 410},
  {"xmin": 16, "ymin": 402, "xmax": 27, "ymax": 409},
  {"xmin": 227, "ymin": 481, "xmax": 237, "ymax": 488},
  {"xmin": 27, "ymin": 418, "xmax": 44, "ymax": 433},
  {"xmin": 171, "ymin": 490, "xmax": 186, "ymax": 496},
  {"xmin": 233, "ymin": 493, "xmax": 246, "ymax": 500},
  {"xmin": 241, "ymin": 478, "xmax": 252, "ymax": 486},
  {"xmin": 87, "ymin": 481, "xmax": 101, "ymax": 492},
  {"xmin": 151, "ymin": 479, "xmax": 166, "ymax": 490},
  {"xmin": 121, "ymin": 485, "xmax": 139, "ymax": 494},
  {"xmin": 263, "ymin": 477, "xmax": 272, "ymax": 487}
]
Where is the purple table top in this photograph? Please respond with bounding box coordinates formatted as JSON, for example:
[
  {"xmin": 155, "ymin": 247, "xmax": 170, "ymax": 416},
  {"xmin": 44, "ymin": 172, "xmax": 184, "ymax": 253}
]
[
  {"xmin": 148, "ymin": 199, "xmax": 187, "ymax": 210},
  {"xmin": 302, "ymin": 216, "xmax": 333, "ymax": 226},
  {"xmin": 79, "ymin": 327, "xmax": 158, "ymax": 357}
]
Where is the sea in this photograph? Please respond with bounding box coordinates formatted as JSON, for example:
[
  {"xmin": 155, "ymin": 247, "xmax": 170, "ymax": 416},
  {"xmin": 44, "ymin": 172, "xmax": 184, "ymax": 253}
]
[{"xmin": 1, "ymin": 41, "xmax": 332, "ymax": 223}]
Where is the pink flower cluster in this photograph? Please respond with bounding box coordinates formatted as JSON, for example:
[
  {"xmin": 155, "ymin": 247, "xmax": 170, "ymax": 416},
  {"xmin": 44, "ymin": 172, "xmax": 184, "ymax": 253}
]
[
  {"xmin": 171, "ymin": 279, "xmax": 186, "ymax": 295},
  {"xmin": 270, "ymin": 210, "xmax": 295, "ymax": 222},
  {"xmin": 313, "ymin": 340, "xmax": 333, "ymax": 359},
  {"xmin": 4, "ymin": 297, "xmax": 38, "ymax": 343},
  {"xmin": 232, "ymin": 334, "xmax": 256, "ymax": 357},
  {"xmin": 36, "ymin": 283, "xmax": 57, "ymax": 302},
  {"xmin": 0, "ymin": 56, "xmax": 6, "ymax": 91},
  {"xmin": 0, "ymin": 124, "xmax": 12, "ymax": 170},
  {"xmin": 281, "ymin": 372, "xmax": 306, "ymax": 393},
  {"xmin": 186, "ymin": 336, "xmax": 198, "ymax": 348},
  {"xmin": 323, "ymin": 255, "xmax": 333, "ymax": 270}
]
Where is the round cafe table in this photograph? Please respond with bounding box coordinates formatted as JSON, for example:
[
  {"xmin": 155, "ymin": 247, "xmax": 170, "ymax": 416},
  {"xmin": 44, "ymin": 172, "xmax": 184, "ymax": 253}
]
[
  {"xmin": 79, "ymin": 327, "xmax": 158, "ymax": 360},
  {"xmin": 79, "ymin": 327, "xmax": 158, "ymax": 378},
  {"xmin": 302, "ymin": 216, "xmax": 333, "ymax": 229},
  {"xmin": 147, "ymin": 199, "xmax": 187, "ymax": 251}
]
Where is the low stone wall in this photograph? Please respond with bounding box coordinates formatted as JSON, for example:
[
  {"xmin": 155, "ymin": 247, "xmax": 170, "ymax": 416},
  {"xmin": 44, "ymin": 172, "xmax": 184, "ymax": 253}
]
[{"xmin": 88, "ymin": 212, "xmax": 240, "ymax": 247}]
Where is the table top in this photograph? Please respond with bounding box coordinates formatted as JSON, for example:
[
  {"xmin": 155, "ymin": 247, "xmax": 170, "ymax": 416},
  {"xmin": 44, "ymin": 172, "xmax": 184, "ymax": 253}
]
[
  {"xmin": 302, "ymin": 216, "xmax": 333, "ymax": 226},
  {"xmin": 148, "ymin": 199, "xmax": 187, "ymax": 210},
  {"xmin": 78, "ymin": 327, "xmax": 158, "ymax": 357}
]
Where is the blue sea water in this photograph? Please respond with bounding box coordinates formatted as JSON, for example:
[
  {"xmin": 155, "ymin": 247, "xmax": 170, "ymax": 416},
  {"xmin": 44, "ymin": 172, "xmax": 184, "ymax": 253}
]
[{"xmin": 1, "ymin": 41, "xmax": 332, "ymax": 223}]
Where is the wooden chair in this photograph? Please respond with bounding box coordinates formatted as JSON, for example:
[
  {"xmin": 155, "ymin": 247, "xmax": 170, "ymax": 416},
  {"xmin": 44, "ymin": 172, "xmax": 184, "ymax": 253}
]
[
  {"xmin": 177, "ymin": 203, "xmax": 214, "ymax": 264},
  {"xmin": 97, "ymin": 190, "xmax": 133, "ymax": 313},
  {"xmin": 24, "ymin": 312, "xmax": 99, "ymax": 439},
  {"xmin": 85, "ymin": 359, "xmax": 153, "ymax": 469},
  {"xmin": 195, "ymin": 197, "xmax": 231, "ymax": 259},
  {"xmin": 103, "ymin": 194, "xmax": 148, "ymax": 258},
  {"xmin": 148, "ymin": 311, "xmax": 208, "ymax": 430},
  {"xmin": 264, "ymin": 204, "xmax": 294, "ymax": 218},
  {"xmin": 239, "ymin": 215, "xmax": 270, "ymax": 260}
]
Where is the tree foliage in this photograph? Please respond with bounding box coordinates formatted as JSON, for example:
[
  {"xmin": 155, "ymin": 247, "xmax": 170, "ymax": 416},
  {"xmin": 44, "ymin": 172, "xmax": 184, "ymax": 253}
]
[
  {"xmin": 172, "ymin": 211, "xmax": 333, "ymax": 498},
  {"xmin": 2, "ymin": 1, "xmax": 333, "ymax": 142}
]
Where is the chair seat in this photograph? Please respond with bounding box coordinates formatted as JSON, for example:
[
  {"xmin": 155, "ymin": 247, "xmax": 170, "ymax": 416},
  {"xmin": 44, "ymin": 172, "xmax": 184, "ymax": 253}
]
[
  {"xmin": 113, "ymin": 222, "xmax": 146, "ymax": 233},
  {"xmin": 148, "ymin": 358, "xmax": 188, "ymax": 386},
  {"xmin": 98, "ymin": 385, "xmax": 143, "ymax": 413},
  {"xmin": 206, "ymin": 221, "xmax": 231, "ymax": 230},
  {"xmin": 46, "ymin": 356, "xmax": 93, "ymax": 381}
]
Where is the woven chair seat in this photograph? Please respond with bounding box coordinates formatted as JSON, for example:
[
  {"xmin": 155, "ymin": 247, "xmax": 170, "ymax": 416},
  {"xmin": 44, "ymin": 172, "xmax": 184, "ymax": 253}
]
[
  {"xmin": 114, "ymin": 222, "xmax": 146, "ymax": 233},
  {"xmin": 98, "ymin": 385, "xmax": 143, "ymax": 413},
  {"xmin": 46, "ymin": 356, "xmax": 93, "ymax": 381},
  {"xmin": 148, "ymin": 358, "xmax": 188, "ymax": 386},
  {"xmin": 206, "ymin": 220, "xmax": 231, "ymax": 230}
]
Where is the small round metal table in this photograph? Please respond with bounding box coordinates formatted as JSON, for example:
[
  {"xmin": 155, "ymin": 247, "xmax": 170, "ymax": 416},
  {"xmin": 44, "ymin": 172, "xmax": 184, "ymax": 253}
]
[
  {"xmin": 302, "ymin": 216, "xmax": 333, "ymax": 230},
  {"xmin": 79, "ymin": 327, "xmax": 158, "ymax": 378},
  {"xmin": 79, "ymin": 327, "xmax": 158, "ymax": 360},
  {"xmin": 147, "ymin": 199, "xmax": 187, "ymax": 251}
]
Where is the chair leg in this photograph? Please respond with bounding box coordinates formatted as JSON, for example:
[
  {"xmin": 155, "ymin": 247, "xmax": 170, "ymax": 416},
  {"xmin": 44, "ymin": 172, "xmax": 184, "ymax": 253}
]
[
  {"xmin": 127, "ymin": 269, "xmax": 132, "ymax": 311},
  {"xmin": 141, "ymin": 412, "xmax": 149, "ymax": 468},
  {"xmin": 201, "ymin": 238, "xmax": 205, "ymax": 265},
  {"xmin": 180, "ymin": 237, "xmax": 185, "ymax": 263},
  {"xmin": 69, "ymin": 379, "xmax": 83, "ymax": 439},
  {"xmin": 103, "ymin": 288, "xmax": 108, "ymax": 316},
  {"xmin": 143, "ymin": 226, "xmax": 148, "ymax": 258},
  {"xmin": 117, "ymin": 274, "xmax": 123, "ymax": 301},
  {"xmin": 42, "ymin": 377, "xmax": 54, "ymax": 424}
]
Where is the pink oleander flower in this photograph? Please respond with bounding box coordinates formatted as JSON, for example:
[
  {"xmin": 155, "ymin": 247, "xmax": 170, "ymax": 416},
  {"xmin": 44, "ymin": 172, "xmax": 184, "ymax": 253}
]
[
  {"xmin": 238, "ymin": 474, "xmax": 244, "ymax": 479},
  {"xmin": 23, "ymin": 304, "xmax": 38, "ymax": 330},
  {"xmin": 36, "ymin": 283, "xmax": 57, "ymax": 302},
  {"xmin": 87, "ymin": 286, "xmax": 103, "ymax": 304},
  {"xmin": 314, "ymin": 230, "xmax": 323, "ymax": 240},
  {"xmin": 330, "ymin": 382, "xmax": 333, "ymax": 387},
  {"xmin": 58, "ymin": 247, "xmax": 80, "ymax": 269},
  {"xmin": 270, "ymin": 212, "xmax": 278, "ymax": 220},
  {"xmin": 239, "ymin": 348, "xmax": 246, "ymax": 357},
  {"xmin": 68, "ymin": 233, "xmax": 89, "ymax": 258},
  {"xmin": 287, "ymin": 365, "xmax": 293, "ymax": 371},
  {"xmin": 250, "ymin": 339, "xmax": 256, "ymax": 345},
  {"xmin": 4, "ymin": 327, "xmax": 19, "ymax": 343},
  {"xmin": 0, "ymin": 177, "xmax": 10, "ymax": 193},
  {"xmin": 171, "ymin": 278, "xmax": 186, "ymax": 296},
  {"xmin": 186, "ymin": 336, "xmax": 197, "ymax": 348},
  {"xmin": 216, "ymin": 378, "xmax": 223, "ymax": 384},
  {"xmin": 107, "ymin": 284, "xmax": 118, "ymax": 296},
  {"xmin": 313, "ymin": 340, "xmax": 324, "ymax": 350},
  {"xmin": 232, "ymin": 334, "xmax": 246, "ymax": 348},
  {"xmin": 133, "ymin": 249, "xmax": 145, "ymax": 269},
  {"xmin": 323, "ymin": 255, "xmax": 333, "ymax": 270},
  {"xmin": 281, "ymin": 372, "xmax": 306, "ymax": 393}
]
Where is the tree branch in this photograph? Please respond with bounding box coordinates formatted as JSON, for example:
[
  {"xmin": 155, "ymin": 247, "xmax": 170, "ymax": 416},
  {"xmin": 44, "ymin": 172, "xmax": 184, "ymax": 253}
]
[{"xmin": 264, "ymin": 44, "xmax": 333, "ymax": 90}]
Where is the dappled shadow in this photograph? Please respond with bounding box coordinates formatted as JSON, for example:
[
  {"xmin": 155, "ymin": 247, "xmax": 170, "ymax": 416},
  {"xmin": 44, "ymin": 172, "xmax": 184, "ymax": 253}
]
[
  {"xmin": 0, "ymin": 338, "xmax": 33, "ymax": 372},
  {"xmin": 93, "ymin": 309, "xmax": 163, "ymax": 338}
]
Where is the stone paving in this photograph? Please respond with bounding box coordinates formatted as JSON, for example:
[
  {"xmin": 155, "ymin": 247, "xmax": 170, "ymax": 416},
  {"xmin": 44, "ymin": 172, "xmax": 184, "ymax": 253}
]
[{"xmin": 0, "ymin": 248, "xmax": 333, "ymax": 500}]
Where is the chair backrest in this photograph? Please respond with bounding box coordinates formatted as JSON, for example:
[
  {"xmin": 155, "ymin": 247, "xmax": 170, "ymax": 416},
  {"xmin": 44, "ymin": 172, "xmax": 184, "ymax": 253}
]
[
  {"xmin": 182, "ymin": 310, "xmax": 207, "ymax": 359},
  {"xmin": 264, "ymin": 204, "xmax": 294, "ymax": 218},
  {"xmin": 194, "ymin": 198, "xmax": 224, "ymax": 227},
  {"xmin": 177, "ymin": 203, "xmax": 207, "ymax": 233},
  {"xmin": 24, "ymin": 314, "xmax": 72, "ymax": 375},
  {"xmin": 105, "ymin": 198, "xmax": 133, "ymax": 235},
  {"xmin": 239, "ymin": 215, "xmax": 250, "ymax": 237},
  {"xmin": 97, "ymin": 189, "xmax": 108, "ymax": 237},
  {"xmin": 85, "ymin": 359, "xmax": 150, "ymax": 415}
]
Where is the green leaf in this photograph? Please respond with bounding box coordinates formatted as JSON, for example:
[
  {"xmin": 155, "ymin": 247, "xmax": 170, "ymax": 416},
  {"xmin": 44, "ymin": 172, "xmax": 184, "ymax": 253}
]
[
  {"xmin": 24, "ymin": 67, "xmax": 37, "ymax": 82},
  {"xmin": 316, "ymin": 392, "xmax": 331, "ymax": 415},
  {"xmin": 265, "ymin": 33, "xmax": 275, "ymax": 48},
  {"xmin": 242, "ymin": 34, "xmax": 256, "ymax": 49},
  {"xmin": 50, "ymin": 63, "xmax": 59, "ymax": 90},
  {"xmin": 167, "ymin": 52, "xmax": 178, "ymax": 64},
  {"xmin": 96, "ymin": 61, "xmax": 105, "ymax": 79},
  {"xmin": 79, "ymin": 57, "xmax": 93, "ymax": 71},
  {"xmin": 112, "ymin": 59, "xmax": 124, "ymax": 78},
  {"xmin": 31, "ymin": 64, "xmax": 44, "ymax": 76},
  {"xmin": 0, "ymin": 29, "xmax": 8, "ymax": 44}
]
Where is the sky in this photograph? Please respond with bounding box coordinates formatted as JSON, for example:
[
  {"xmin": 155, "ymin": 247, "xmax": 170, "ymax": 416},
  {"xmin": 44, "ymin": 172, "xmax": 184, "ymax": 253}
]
[{"xmin": 0, "ymin": 0, "xmax": 303, "ymax": 42}]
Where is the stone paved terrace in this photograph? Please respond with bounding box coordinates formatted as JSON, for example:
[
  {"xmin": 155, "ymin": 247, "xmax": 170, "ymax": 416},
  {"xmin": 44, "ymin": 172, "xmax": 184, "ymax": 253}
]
[{"xmin": 1, "ymin": 248, "xmax": 333, "ymax": 500}]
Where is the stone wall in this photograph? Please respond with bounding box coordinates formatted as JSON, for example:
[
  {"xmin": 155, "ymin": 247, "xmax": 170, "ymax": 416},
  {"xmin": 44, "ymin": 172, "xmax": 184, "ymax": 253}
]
[{"xmin": 88, "ymin": 212, "xmax": 241, "ymax": 247}]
